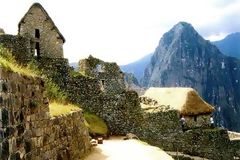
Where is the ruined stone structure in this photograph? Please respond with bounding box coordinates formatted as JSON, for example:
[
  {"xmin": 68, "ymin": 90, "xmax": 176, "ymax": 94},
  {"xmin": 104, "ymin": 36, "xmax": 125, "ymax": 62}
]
[
  {"xmin": 79, "ymin": 56, "xmax": 125, "ymax": 94},
  {"xmin": 0, "ymin": 68, "xmax": 90, "ymax": 160},
  {"xmin": 18, "ymin": 3, "xmax": 65, "ymax": 58}
]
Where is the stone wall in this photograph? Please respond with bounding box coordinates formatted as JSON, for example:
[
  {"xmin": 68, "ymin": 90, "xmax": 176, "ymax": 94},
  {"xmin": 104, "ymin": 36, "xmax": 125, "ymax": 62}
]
[
  {"xmin": 44, "ymin": 111, "xmax": 91, "ymax": 160},
  {"xmin": 0, "ymin": 34, "xmax": 33, "ymax": 64},
  {"xmin": 95, "ymin": 91, "xmax": 144, "ymax": 135},
  {"xmin": 185, "ymin": 115, "xmax": 210, "ymax": 128},
  {"xmin": 79, "ymin": 56, "xmax": 125, "ymax": 94},
  {"xmin": 35, "ymin": 57, "xmax": 144, "ymax": 135},
  {"xmin": 137, "ymin": 107, "xmax": 234, "ymax": 159},
  {"xmin": 0, "ymin": 68, "xmax": 90, "ymax": 160},
  {"xmin": 139, "ymin": 110, "xmax": 182, "ymax": 150},
  {"xmin": 19, "ymin": 3, "xmax": 64, "ymax": 58},
  {"xmin": 231, "ymin": 139, "xmax": 240, "ymax": 158},
  {"xmin": 180, "ymin": 128, "xmax": 234, "ymax": 160}
]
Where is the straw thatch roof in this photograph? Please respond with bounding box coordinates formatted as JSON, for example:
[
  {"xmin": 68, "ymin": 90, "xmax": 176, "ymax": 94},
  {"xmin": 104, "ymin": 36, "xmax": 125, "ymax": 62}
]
[
  {"xmin": 142, "ymin": 87, "xmax": 214, "ymax": 116},
  {"xmin": 18, "ymin": 3, "xmax": 65, "ymax": 43}
]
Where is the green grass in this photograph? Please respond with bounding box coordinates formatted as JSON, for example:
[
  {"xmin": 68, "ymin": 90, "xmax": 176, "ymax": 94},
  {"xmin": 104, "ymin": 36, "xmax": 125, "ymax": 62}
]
[
  {"xmin": 0, "ymin": 46, "xmax": 67, "ymax": 102},
  {"xmin": 45, "ymin": 79, "xmax": 67, "ymax": 102},
  {"xmin": 0, "ymin": 46, "xmax": 37, "ymax": 77},
  {"xmin": 84, "ymin": 112, "xmax": 108, "ymax": 136},
  {"xmin": 49, "ymin": 101, "xmax": 81, "ymax": 117}
]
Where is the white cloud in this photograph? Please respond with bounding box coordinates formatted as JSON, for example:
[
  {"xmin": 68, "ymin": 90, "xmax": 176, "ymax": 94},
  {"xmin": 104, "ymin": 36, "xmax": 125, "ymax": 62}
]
[{"xmin": 0, "ymin": 0, "xmax": 239, "ymax": 65}]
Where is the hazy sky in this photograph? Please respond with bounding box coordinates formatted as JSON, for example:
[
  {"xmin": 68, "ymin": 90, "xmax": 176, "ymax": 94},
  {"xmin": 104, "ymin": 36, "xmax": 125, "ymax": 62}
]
[{"xmin": 0, "ymin": 0, "xmax": 239, "ymax": 65}]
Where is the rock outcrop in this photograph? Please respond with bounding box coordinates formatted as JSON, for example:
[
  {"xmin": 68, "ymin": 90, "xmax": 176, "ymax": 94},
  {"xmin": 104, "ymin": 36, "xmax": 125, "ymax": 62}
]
[{"xmin": 142, "ymin": 22, "xmax": 240, "ymax": 131}]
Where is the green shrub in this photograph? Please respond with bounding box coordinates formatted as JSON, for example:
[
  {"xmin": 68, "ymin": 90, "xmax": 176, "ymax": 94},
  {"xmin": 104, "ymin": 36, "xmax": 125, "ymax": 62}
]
[{"xmin": 45, "ymin": 79, "xmax": 67, "ymax": 102}]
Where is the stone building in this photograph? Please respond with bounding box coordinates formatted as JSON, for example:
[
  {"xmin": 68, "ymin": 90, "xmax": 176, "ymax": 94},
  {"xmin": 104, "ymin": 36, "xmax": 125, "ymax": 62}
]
[
  {"xmin": 0, "ymin": 28, "xmax": 5, "ymax": 35},
  {"xmin": 141, "ymin": 87, "xmax": 215, "ymax": 128},
  {"xmin": 18, "ymin": 3, "xmax": 65, "ymax": 58}
]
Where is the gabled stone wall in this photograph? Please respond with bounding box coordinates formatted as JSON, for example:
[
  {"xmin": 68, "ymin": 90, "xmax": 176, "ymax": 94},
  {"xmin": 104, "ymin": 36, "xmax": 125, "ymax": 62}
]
[
  {"xmin": 0, "ymin": 68, "xmax": 90, "ymax": 160},
  {"xmin": 19, "ymin": 3, "xmax": 64, "ymax": 58}
]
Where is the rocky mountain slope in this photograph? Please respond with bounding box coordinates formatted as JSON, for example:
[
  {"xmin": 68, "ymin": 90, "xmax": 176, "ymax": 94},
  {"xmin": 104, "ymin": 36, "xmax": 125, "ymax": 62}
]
[
  {"xmin": 142, "ymin": 22, "xmax": 240, "ymax": 131},
  {"xmin": 120, "ymin": 53, "xmax": 153, "ymax": 81},
  {"xmin": 213, "ymin": 32, "xmax": 240, "ymax": 59}
]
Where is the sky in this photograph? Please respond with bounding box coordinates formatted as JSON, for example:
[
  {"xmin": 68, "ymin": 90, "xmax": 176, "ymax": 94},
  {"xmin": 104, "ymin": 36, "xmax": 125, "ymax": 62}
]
[{"xmin": 0, "ymin": 0, "xmax": 240, "ymax": 65}]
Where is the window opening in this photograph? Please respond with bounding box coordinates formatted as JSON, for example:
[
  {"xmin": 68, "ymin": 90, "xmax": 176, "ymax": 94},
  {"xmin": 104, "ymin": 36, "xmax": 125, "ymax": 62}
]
[
  {"xmin": 35, "ymin": 42, "xmax": 40, "ymax": 57},
  {"xmin": 35, "ymin": 29, "xmax": 40, "ymax": 38}
]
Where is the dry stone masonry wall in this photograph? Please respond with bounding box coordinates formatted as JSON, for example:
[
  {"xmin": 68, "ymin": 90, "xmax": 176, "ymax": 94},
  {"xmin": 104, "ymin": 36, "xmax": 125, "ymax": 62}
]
[
  {"xmin": 0, "ymin": 34, "xmax": 33, "ymax": 64},
  {"xmin": 0, "ymin": 68, "xmax": 90, "ymax": 160}
]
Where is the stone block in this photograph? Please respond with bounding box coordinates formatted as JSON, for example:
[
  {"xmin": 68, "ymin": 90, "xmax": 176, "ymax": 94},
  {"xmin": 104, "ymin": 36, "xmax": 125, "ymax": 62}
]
[
  {"xmin": 1, "ymin": 108, "xmax": 9, "ymax": 128},
  {"xmin": 1, "ymin": 139, "xmax": 9, "ymax": 159}
]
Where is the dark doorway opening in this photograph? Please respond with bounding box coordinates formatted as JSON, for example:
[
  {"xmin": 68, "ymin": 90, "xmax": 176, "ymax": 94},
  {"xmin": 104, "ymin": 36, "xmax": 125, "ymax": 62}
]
[
  {"xmin": 101, "ymin": 80, "xmax": 105, "ymax": 86},
  {"xmin": 35, "ymin": 42, "xmax": 40, "ymax": 57},
  {"xmin": 194, "ymin": 116, "xmax": 197, "ymax": 122},
  {"xmin": 35, "ymin": 29, "xmax": 40, "ymax": 38}
]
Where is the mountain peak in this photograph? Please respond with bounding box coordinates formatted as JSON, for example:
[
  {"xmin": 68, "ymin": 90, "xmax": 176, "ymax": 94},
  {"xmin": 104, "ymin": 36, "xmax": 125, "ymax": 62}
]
[
  {"xmin": 170, "ymin": 21, "xmax": 195, "ymax": 33},
  {"xmin": 223, "ymin": 32, "xmax": 240, "ymax": 40},
  {"xmin": 174, "ymin": 21, "xmax": 193, "ymax": 28},
  {"xmin": 213, "ymin": 32, "xmax": 240, "ymax": 59},
  {"xmin": 160, "ymin": 22, "xmax": 201, "ymax": 47}
]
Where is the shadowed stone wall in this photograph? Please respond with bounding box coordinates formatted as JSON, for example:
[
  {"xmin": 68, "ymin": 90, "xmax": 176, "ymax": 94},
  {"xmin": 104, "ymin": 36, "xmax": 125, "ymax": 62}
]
[
  {"xmin": 138, "ymin": 108, "xmax": 234, "ymax": 160},
  {"xmin": 35, "ymin": 56, "xmax": 144, "ymax": 135},
  {"xmin": 0, "ymin": 68, "xmax": 90, "ymax": 160},
  {"xmin": 0, "ymin": 34, "xmax": 33, "ymax": 64}
]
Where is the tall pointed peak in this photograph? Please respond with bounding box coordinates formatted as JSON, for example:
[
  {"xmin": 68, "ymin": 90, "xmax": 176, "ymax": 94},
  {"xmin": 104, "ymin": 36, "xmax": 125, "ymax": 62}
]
[
  {"xmin": 174, "ymin": 21, "xmax": 193, "ymax": 28},
  {"xmin": 160, "ymin": 21, "xmax": 202, "ymax": 47},
  {"xmin": 169, "ymin": 21, "xmax": 197, "ymax": 35}
]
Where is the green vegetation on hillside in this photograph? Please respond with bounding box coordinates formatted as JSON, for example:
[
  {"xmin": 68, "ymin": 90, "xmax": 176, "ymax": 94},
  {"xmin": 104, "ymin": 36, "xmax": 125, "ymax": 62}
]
[
  {"xmin": 0, "ymin": 46, "xmax": 109, "ymax": 136},
  {"xmin": 84, "ymin": 112, "xmax": 108, "ymax": 136},
  {"xmin": 0, "ymin": 46, "xmax": 37, "ymax": 77},
  {"xmin": 0, "ymin": 46, "xmax": 67, "ymax": 102}
]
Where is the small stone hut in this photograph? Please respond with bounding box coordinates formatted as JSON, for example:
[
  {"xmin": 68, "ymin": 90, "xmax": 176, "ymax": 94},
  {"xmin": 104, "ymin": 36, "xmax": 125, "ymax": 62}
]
[
  {"xmin": 18, "ymin": 3, "xmax": 65, "ymax": 58},
  {"xmin": 142, "ymin": 87, "xmax": 214, "ymax": 128}
]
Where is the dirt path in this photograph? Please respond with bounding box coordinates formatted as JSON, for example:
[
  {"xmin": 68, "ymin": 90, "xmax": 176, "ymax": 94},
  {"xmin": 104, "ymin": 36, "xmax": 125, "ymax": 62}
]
[{"xmin": 85, "ymin": 137, "xmax": 173, "ymax": 160}]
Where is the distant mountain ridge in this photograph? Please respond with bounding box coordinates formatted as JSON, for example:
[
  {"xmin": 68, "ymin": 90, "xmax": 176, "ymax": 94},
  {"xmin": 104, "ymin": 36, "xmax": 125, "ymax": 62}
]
[
  {"xmin": 120, "ymin": 53, "xmax": 153, "ymax": 81},
  {"xmin": 142, "ymin": 22, "xmax": 240, "ymax": 131},
  {"xmin": 213, "ymin": 32, "xmax": 240, "ymax": 59}
]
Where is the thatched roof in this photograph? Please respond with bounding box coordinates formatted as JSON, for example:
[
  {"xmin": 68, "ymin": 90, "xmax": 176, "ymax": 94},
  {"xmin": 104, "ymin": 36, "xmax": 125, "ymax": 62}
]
[
  {"xmin": 18, "ymin": 3, "xmax": 65, "ymax": 43},
  {"xmin": 142, "ymin": 87, "xmax": 214, "ymax": 116}
]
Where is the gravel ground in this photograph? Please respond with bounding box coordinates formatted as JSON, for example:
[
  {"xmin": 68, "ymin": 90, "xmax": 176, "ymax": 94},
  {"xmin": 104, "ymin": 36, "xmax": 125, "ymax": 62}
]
[{"xmin": 85, "ymin": 136, "xmax": 173, "ymax": 160}]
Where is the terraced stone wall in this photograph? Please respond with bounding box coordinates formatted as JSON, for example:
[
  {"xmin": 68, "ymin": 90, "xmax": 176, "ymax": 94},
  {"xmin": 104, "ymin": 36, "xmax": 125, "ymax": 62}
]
[{"xmin": 0, "ymin": 68, "xmax": 90, "ymax": 160}]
